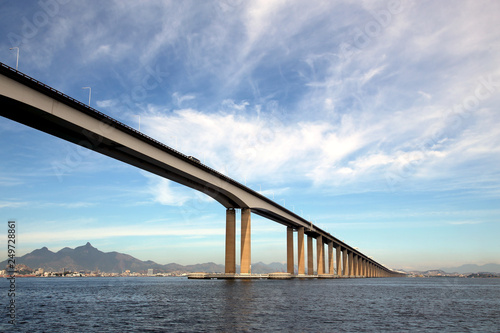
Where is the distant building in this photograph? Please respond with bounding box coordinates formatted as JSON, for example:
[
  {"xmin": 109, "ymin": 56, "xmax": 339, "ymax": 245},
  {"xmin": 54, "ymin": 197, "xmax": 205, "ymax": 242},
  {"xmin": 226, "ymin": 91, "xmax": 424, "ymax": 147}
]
[{"xmin": 147, "ymin": 269, "xmax": 154, "ymax": 276}]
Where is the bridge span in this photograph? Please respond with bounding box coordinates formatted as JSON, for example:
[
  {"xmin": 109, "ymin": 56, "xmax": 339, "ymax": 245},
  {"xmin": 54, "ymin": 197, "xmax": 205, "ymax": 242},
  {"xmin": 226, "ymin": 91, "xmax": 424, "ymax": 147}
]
[{"xmin": 0, "ymin": 62, "xmax": 404, "ymax": 278}]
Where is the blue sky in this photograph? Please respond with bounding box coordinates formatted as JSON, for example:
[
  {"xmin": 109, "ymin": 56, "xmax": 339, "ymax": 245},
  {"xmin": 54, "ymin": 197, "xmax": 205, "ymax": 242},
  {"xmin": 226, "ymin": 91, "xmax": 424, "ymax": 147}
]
[{"xmin": 0, "ymin": 0, "xmax": 499, "ymax": 271}]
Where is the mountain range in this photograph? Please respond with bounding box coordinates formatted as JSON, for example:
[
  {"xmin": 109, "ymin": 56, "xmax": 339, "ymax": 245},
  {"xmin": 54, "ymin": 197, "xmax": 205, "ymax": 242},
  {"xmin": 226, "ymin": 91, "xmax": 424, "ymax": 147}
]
[
  {"xmin": 2, "ymin": 243, "xmax": 288, "ymax": 274},
  {"xmin": 438, "ymin": 263, "xmax": 500, "ymax": 274}
]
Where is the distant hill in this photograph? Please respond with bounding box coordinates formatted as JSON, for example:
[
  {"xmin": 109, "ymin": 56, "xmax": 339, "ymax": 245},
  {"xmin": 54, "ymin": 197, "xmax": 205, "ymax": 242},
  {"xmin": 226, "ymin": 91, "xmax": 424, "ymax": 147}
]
[
  {"xmin": 1, "ymin": 243, "xmax": 286, "ymax": 274},
  {"xmin": 402, "ymin": 263, "xmax": 500, "ymax": 276},
  {"xmin": 251, "ymin": 262, "xmax": 288, "ymax": 274},
  {"xmin": 1, "ymin": 242, "xmax": 167, "ymax": 273},
  {"xmin": 439, "ymin": 263, "xmax": 500, "ymax": 274}
]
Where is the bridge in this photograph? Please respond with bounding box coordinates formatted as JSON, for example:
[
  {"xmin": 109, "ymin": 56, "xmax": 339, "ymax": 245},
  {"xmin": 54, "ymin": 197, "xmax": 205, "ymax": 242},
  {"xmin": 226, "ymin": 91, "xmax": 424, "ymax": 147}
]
[{"xmin": 0, "ymin": 62, "xmax": 404, "ymax": 278}]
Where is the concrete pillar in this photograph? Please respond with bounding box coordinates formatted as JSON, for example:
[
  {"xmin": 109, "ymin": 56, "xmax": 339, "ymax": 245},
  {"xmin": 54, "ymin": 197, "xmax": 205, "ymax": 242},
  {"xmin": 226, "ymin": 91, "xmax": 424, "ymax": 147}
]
[
  {"xmin": 287, "ymin": 227, "xmax": 294, "ymax": 274},
  {"xmin": 336, "ymin": 245, "xmax": 341, "ymax": 276},
  {"xmin": 225, "ymin": 208, "xmax": 236, "ymax": 274},
  {"xmin": 307, "ymin": 235, "xmax": 314, "ymax": 275},
  {"xmin": 240, "ymin": 208, "xmax": 251, "ymax": 274},
  {"xmin": 297, "ymin": 227, "xmax": 305, "ymax": 275},
  {"xmin": 342, "ymin": 248, "xmax": 347, "ymax": 276},
  {"xmin": 316, "ymin": 236, "xmax": 324, "ymax": 275},
  {"xmin": 328, "ymin": 241, "xmax": 334, "ymax": 275},
  {"xmin": 353, "ymin": 254, "xmax": 358, "ymax": 276},
  {"xmin": 348, "ymin": 251, "xmax": 354, "ymax": 277}
]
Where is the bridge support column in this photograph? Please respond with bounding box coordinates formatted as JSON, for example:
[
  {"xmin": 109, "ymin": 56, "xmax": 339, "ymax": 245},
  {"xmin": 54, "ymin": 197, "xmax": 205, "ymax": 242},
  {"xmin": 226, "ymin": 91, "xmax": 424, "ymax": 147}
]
[
  {"xmin": 342, "ymin": 247, "xmax": 347, "ymax": 276},
  {"xmin": 336, "ymin": 245, "xmax": 341, "ymax": 276},
  {"xmin": 348, "ymin": 251, "xmax": 354, "ymax": 277},
  {"xmin": 287, "ymin": 227, "xmax": 294, "ymax": 274},
  {"xmin": 307, "ymin": 235, "xmax": 314, "ymax": 275},
  {"xmin": 240, "ymin": 208, "xmax": 251, "ymax": 274},
  {"xmin": 328, "ymin": 241, "xmax": 333, "ymax": 275},
  {"xmin": 225, "ymin": 208, "xmax": 236, "ymax": 274},
  {"xmin": 297, "ymin": 227, "xmax": 305, "ymax": 275},
  {"xmin": 316, "ymin": 236, "xmax": 324, "ymax": 275},
  {"xmin": 353, "ymin": 253, "xmax": 358, "ymax": 277}
]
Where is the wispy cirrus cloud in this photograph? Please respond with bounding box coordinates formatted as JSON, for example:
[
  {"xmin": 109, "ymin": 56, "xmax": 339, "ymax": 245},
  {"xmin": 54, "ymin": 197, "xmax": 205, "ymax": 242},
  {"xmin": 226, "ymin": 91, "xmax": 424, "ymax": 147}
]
[
  {"xmin": 0, "ymin": 201, "xmax": 28, "ymax": 209},
  {"xmin": 144, "ymin": 174, "xmax": 193, "ymax": 207},
  {"xmin": 20, "ymin": 225, "xmax": 226, "ymax": 244}
]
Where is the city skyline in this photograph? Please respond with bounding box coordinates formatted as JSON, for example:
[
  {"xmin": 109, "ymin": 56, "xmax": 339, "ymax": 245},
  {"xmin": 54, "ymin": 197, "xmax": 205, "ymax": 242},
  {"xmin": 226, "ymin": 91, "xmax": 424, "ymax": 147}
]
[{"xmin": 1, "ymin": 1, "xmax": 499, "ymax": 271}]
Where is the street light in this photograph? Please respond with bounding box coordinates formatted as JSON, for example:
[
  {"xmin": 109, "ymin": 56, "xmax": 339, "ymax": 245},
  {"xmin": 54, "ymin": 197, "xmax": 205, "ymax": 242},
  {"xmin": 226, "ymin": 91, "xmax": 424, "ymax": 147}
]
[
  {"xmin": 82, "ymin": 87, "xmax": 91, "ymax": 106},
  {"xmin": 9, "ymin": 47, "xmax": 19, "ymax": 70}
]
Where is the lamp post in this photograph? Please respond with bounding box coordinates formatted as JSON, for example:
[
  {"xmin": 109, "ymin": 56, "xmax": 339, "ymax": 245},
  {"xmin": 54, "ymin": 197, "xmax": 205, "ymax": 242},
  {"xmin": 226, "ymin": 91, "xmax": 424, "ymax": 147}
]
[
  {"xmin": 82, "ymin": 87, "xmax": 91, "ymax": 106},
  {"xmin": 9, "ymin": 47, "xmax": 19, "ymax": 70}
]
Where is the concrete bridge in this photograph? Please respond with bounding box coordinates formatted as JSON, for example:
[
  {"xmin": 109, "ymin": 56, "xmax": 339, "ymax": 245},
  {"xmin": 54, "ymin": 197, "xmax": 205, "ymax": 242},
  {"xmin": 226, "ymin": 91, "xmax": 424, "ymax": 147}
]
[{"xmin": 0, "ymin": 62, "xmax": 404, "ymax": 278}]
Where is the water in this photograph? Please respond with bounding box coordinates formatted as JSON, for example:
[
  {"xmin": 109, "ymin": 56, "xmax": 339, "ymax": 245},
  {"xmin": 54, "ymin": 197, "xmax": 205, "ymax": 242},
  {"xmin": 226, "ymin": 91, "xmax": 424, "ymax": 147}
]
[{"xmin": 1, "ymin": 277, "xmax": 499, "ymax": 332}]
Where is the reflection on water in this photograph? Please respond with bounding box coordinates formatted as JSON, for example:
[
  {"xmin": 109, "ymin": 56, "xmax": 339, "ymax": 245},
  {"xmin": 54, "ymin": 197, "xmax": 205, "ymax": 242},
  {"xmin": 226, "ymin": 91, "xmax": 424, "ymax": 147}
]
[{"xmin": 0, "ymin": 277, "xmax": 499, "ymax": 332}]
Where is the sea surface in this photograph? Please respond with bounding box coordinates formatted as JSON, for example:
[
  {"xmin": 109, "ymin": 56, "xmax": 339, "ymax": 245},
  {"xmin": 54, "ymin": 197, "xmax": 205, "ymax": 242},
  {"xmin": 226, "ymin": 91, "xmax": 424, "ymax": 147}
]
[{"xmin": 1, "ymin": 276, "xmax": 499, "ymax": 332}]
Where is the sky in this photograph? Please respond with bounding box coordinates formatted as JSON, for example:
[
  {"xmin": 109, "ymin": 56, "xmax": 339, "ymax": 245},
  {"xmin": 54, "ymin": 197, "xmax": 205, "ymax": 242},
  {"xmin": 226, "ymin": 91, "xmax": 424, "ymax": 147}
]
[{"xmin": 0, "ymin": 0, "xmax": 499, "ymax": 271}]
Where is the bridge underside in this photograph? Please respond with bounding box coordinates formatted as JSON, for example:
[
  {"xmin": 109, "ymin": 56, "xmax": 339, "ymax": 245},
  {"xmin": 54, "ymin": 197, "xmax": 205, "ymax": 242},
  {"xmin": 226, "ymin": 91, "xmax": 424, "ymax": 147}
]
[{"xmin": 0, "ymin": 95, "xmax": 243, "ymax": 208}]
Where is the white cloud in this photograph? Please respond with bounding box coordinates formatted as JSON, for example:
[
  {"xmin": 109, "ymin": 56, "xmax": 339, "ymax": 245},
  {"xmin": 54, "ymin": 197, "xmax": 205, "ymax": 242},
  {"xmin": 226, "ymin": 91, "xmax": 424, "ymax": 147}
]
[
  {"xmin": 448, "ymin": 221, "xmax": 484, "ymax": 226},
  {"xmin": 145, "ymin": 175, "xmax": 193, "ymax": 207},
  {"xmin": 172, "ymin": 92, "xmax": 196, "ymax": 107},
  {"xmin": 136, "ymin": 81, "xmax": 500, "ymax": 194},
  {"xmin": 0, "ymin": 201, "xmax": 28, "ymax": 209},
  {"xmin": 96, "ymin": 99, "xmax": 116, "ymax": 108},
  {"xmin": 0, "ymin": 176, "xmax": 24, "ymax": 186},
  {"xmin": 19, "ymin": 225, "xmax": 226, "ymax": 244},
  {"xmin": 37, "ymin": 202, "xmax": 96, "ymax": 209}
]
